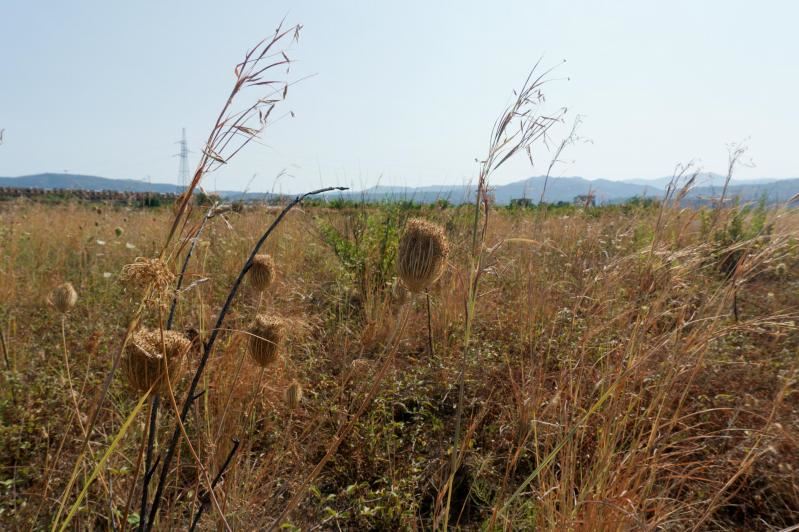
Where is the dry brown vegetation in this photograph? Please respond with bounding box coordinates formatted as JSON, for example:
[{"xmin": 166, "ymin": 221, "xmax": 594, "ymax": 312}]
[
  {"xmin": 1, "ymin": 24, "xmax": 798, "ymax": 532},
  {"xmin": 0, "ymin": 195, "xmax": 798, "ymax": 530}
]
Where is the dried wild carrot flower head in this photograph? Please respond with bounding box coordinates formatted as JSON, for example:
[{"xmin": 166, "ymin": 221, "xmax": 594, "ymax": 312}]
[
  {"xmin": 122, "ymin": 329, "xmax": 192, "ymax": 394},
  {"xmin": 248, "ymin": 314, "xmax": 285, "ymax": 367},
  {"xmin": 249, "ymin": 254, "xmax": 276, "ymax": 292},
  {"xmin": 397, "ymin": 218, "xmax": 449, "ymax": 292},
  {"xmin": 120, "ymin": 257, "xmax": 175, "ymax": 296},
  {"xmin": 285, "ymin": 379, "xmax": 303, "ymax": 409},
  {"xmin": 51, "ymin": 282, "xmax": 78, "ymax": 313}
]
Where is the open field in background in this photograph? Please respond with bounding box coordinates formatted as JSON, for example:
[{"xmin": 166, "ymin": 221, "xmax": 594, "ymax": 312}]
[{"xmin": 0, "ymin": 198, "xmax": 797, "ymax": 530}]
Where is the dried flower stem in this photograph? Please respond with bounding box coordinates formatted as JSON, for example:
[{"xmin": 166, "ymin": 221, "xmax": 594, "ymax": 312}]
[
  {"xmin": 440, "ymin": 63, "xmax": 565, "ymax": 528},
  {"xmin": 146, "ymin": 186, "xmax": 345, "ymax": 529}
]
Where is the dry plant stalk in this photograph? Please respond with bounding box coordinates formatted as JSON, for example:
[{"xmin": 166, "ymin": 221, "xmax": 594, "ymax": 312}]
[
  {"xmin": 439, "ymin": 62, "xmax": 566, "ymax": 529},
  {"xmin": 166, "ymin": 22, "xmax": 304, "ymax": 249}
]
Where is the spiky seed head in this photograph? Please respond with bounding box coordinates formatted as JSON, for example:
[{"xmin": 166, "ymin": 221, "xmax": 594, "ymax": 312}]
[
  {"xmin": 775, "ymin": 262, "xmax": 788, "ymax": 277},
  {"xmin": 285, "ymin": 380, "xmax": 303, "ymax": 409},
  {"xmin": 51, "ymin": 282, "xmax": 78, "ymax": 313},
  {"xmin": 350, "ymin": 358, "xmax": 371, "ymax": 375},
  {"xmin": 122, "ymin": 329, "xmax": 191, "ymax": 394},
  {"xmin": 397, "ymin": 219, "xmax": 449, "ymax": 293},
  {"xmin": 249, "ymin": 254, "xmax": 276, "ymax": 292},
  {"xmin": 248, "ymin": 314, "xmax": 285, "ymax": 367}
]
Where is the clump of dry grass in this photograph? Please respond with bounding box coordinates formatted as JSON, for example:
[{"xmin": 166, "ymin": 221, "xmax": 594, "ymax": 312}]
[
  {"xmin": 249, "ymin": 253, "xmax": 276, "ymax": 292},
  {"xmin": 248, "ymin": 314, "xmax": 285, "ymax": 367},
  {"xmin": 122, "ymin": 329, "xmax": 192, "ymax": 393},
  {"xmin": 397, "ymin": 218, "xmax": 449, "ymax": 292}
]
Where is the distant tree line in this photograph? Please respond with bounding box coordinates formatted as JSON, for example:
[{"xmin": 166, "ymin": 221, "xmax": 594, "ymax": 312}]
[{"xmin": 0, "ymin": 187, "xmax": 179, "ymax": 207}]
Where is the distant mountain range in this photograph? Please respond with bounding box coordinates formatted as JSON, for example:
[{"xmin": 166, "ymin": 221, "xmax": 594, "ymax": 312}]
[
  {"xmin": 1, "ymin": 172, "xmax": 797, "ymax": 205},
  {"xmin": 0, "ymin": 173, "xmax": 184, "ymax": 194},
  {"xmin": 329, "ymin": 173, "xmax": 799, "ymax": 205}
]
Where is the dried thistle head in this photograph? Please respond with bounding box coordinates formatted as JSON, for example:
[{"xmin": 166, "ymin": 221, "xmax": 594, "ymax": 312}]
[
  {"xmin": 350, "ymin": 358, "xmax": 371, "ymax": 375},
  {"xmin": 397, "ymin": 219, "xmax": 449, "ymax": 292},
  {"xmin": 285, "ymin": 379, "xmax": 303, "ymax": 409},
  {"xmin": 120, "ymin": 257, "xmax": 175, "ymax": 297},
  {"xmin": 248, "ymin": 314, "xmax": 285, "ymax": 367},
  {"xmin": 122, "ymin": 329, "xmax": 191, "ymax": 394},
  {"xmin": 249, "ymin": 254, "xmax": 276, "ymax": 292},
  {"xmin": 51, "ymin": 282, "xmax": 78, "ymax": 313}
]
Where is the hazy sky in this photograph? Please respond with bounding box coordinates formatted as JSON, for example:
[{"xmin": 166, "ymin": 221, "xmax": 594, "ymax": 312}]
[{"xmin": 1, "ymin": 1, "xmax": 796, "ymax": 193}]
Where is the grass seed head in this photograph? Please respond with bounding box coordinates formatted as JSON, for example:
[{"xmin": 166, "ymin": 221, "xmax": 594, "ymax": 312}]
[
  {"xmin": 51, "ymin": 282, "xmax": 78, "ymax": 313},
  {"xmin": 397, "ymin": 218, "xmax": 449, "ymax": 292},
  {"xmin": 285, "ymin": 379, "xmax": 303, "ymax": 409},
  {"xmin": 248, "ymin": 314, "xmax": 285, "ymax": 367},
  {"xmin": 123, "ymin": 329, "xmax": 192, "ymax": 394},
  {"xmin": 249, "ymin": 254, "xmax": 276, "ymax": 292}
]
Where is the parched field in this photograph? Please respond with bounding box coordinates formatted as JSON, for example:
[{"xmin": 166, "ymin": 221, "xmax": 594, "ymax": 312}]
[{"xmin": 0, "ymin": 199, "xmax": 797, "ymax": 530}]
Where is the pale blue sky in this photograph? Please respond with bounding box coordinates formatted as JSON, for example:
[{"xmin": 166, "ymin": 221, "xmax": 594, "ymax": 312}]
[{"xmin": 1, "ymin": 1, "xmax": 796, "ymax": 192}]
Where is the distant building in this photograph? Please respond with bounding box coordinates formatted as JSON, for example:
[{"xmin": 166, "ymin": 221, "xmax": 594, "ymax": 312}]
[
  {"xmin": 510, "ymin": 197, "xmax": 534, "ymax": 207},
  {"xmin": 573, "ymin": 193, "xmax": 596, "ymax": 207}
]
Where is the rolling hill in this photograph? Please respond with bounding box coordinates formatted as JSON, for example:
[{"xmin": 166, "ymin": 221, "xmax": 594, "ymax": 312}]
[{"xmin": 1, "ymin": 172, "xmax": 797, "ymax": 205}]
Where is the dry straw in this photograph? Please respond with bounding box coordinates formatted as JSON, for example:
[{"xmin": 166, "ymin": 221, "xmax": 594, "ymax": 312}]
[
  {"xmin": 397, "ymin": 219, "xmax": 449, "ymax": 292},
  {"xmin": 285, "ymin": 380, "xmax": 303, "ymax": 409},
  {"xmin": 249, "ymin": 254, "xmax": 276, "ymax": 292},
  {"xmin": 248, "ymin": 314, "xmax": 285, "ymax": 367},
  {"xmin": 51, "ymin": 282, "xmax": 78, "ymax": 313},
  {"xmin": 120, "ymin": 257, "xmax": 175, "ymax": 295},
  {"xmin": 122, "ymin": 329, "xmax": 192, "ymax": 393}
]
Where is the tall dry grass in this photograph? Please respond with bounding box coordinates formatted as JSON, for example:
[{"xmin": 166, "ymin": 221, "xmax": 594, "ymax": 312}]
[{"xmin": 0, "ymin": 195, "xmax": 797, "ymax": 530}]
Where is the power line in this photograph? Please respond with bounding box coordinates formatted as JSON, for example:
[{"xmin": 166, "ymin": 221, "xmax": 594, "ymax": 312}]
[{"xmin": 174, "ymin": 128, "xmax": 191, "ymax": 190}]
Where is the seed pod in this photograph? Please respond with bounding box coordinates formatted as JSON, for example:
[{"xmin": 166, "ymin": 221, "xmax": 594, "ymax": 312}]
[
  {"xmin": 285, "ymin": 380, "xmax": 303, "ymax": 409},
  {"xmin": 122, "ymin": 329, "xmax": 191, "ymax": 394},
  {"xmin": 350, "ymin": 358, "xmax": 371, "ymax": 375},
  {"xmin": 248, "ymin": 314, "xmax": 284, "ymax": 367},
  {"xmin": 249, "ymin": 254, "xmax": 276, "ymax": 292},
  {"xmin": 51, "ymin": 282, "xmax": 78, "ymax": 313},
  {"xmin": 397, "ymin": 219, "xmax": 449, "ymax": 292}
]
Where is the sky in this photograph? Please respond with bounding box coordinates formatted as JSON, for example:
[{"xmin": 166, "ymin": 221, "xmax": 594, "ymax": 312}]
[{"xmin": 1, "ymin": 1, "xmax": 797, "ymax": 193}]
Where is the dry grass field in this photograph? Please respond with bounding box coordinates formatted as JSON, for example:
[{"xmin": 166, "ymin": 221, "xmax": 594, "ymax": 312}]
[
  {"xmin": 1, "ymin": 195, "xmax": 798, "ymax": 530},
  {"xmin": 1, "ymin": 22, "xmax": 798, "ymax": 532}
]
